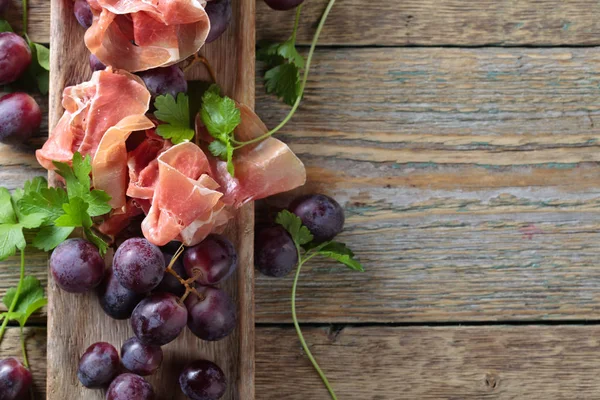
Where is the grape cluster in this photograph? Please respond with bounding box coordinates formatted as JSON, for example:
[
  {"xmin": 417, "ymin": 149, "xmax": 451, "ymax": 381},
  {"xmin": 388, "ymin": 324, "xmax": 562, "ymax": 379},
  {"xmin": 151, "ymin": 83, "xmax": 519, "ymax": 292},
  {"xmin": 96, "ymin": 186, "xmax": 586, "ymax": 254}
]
[
  {"xmin": 255, "ymin": 194, "xmax": 345, "ymax": 277},
  {"xmin": 49, "ymin": 234, "xmax": 237, "ymax": 398}
]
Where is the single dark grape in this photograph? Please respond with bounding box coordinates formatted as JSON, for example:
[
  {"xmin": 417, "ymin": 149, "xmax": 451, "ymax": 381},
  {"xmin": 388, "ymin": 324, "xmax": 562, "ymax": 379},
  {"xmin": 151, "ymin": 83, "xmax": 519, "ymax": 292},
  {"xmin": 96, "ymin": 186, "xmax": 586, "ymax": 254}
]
[
  {"xmin": 74, "ymin": 0, "xmax": 93, "ymax": 28},
  {"xmin": 179, "ymin": 360, "xmax": 226, "ymax": 400},
  {"xmin": 185, "ymin": 286, "xmax": 236, "ymax": 341},
  {"xmin": 183, "ymin": 235, "xmax": 237, "ymax": 286},
  {"xmin": 0, "ymin": 0, "xmax": 9, "ymax": 14},
  {"xmin": 106, "ymin": 373, "xmax": 155, "ymax": 400},
  {"xmin": 0, "ymin": 93, "xmax": 42, "ymax": 145},
  {"xmin": 121, "ymin": 337, "xmax": 163, "ymax": 376},
  {"xmin": 77, "ymin": 342, "xmax": 120, "ymax": 388},
  {"xmin": 114, "ymin": 238, "xmax": 165, "ymax": 293},
  {"xmin": 97, "ymin": 267, "xmax": 144, "ymax": 320},
  {"xmin": 137, "ymin": 66, "xmax": 187, "ymax": 101},
  {"xmin": 156, "ymin": 253, "xmax": 188, "ymax": 297},
  {"xmin": 131, "ymin": 292, "xmax": 188, "ymax": 346},
  {"xmin": 50, "ymin": 238, "xmax": 105, "ymax": 293},
  {"xmin": 255, "ymin": 226, "xmax": 298, "ymax": 277},
  {"xmin": 0, "ymin": 358, "xmax": 32, "ymax": 400},
  {"xmin": 290, "ymin": 194, "xmax": 345, "ymax": 243},
  {"xmin": 89, "ymin": 54, "xmax": 106, "ymax": 72},
  {"xmin": 205, "ymin": 0, "xmax": 232, "ymax": 43},
  {"xmin": 263, "ymin": 0, "xmax": 304, "ymax": 11},
  {"xmin": 0, "ymin": 32, "xmax": 31, "ymax": 85}
]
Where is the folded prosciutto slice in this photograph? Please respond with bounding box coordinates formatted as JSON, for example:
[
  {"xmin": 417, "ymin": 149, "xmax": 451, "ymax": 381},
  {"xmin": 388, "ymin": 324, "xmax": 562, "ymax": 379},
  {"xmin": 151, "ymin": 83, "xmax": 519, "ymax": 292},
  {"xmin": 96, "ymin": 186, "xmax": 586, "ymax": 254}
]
[
  {"xmin": 85, "ymin": 0, "xmax": 210, "ymax": 72},
  {"xmin": 36, "ymin": 68, "xmax": 151, "ymax": 171},
  {"xmin": 197, "ymin": 104, "xmax": 307, "ymax": 208},
  {"xmin": 141, "ymin": 142, "xmax": 229, "ymax": 246}
]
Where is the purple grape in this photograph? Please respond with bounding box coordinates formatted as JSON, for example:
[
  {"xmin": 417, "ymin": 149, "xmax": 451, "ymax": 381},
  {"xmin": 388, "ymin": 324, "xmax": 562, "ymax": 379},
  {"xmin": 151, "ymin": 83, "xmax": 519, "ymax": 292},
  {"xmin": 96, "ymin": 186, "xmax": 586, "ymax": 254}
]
[
  {"xmin": 205, "ymin": 0, "xmax": 231, "ymax": 43},
  {"xmin": 179, "ymin": 360, "xmax": 226, "ymax": 400},
  {"xmin": 0, "ymin": 93, "xmax": 42, "ymax": 145},
  {"xmin": 290, "ymin": 194, "xmax": 345, "ymax": 243},
  {"xmin": 255, "ymin": 226, "xmax": 297, "ymax": 277},
  {"xmin": 131, "ymin": 292, "xmax": 187, "ymax": 346},
  {"xmin": 106, "ymin": 373, "xmax": 155, "ymax": 400},
  {"xmin": 263, "ymin": 0, "xmax": 304, "ymax": 11},
  {"xmin": 77, "ymin": 342, "xmax": 120, "ymax": 388},
  {"xmin": 114, "ymin": 238, "xmax": 165, "ymax": 294},
  {"xmin": 137, "ymin": 66, "xmax": 187, "ymax": 101},
  {"xmin": 97, "ymin": 267, "xmax": 144, "ymax": 320},
  {"xmin": 50, "ymin": 238, "xmax": 105, "ymax": 293},
  {"xmin": 89, "ymin": 54, "xmax": 106, "ymax": 72},
  {"xmin": 0, "ymin": 33, "xmax": 31, "ymax": 85},
  {"xmin": 185, "ymin": 286, "xmax": 236, "ymax": 341},
  {"xmin": 156, "ymin": 253, "xmax": 187, "ymax": 297},
  {"xmin": 0, "ymin": 0, "xmax": 9, "ymax": 14},
  {"xmin": 0, "ymin": 358, "xmax": 32, "ymax": 400},
  {"xmin": 183, "ymin": 235, "xmax": 237, "ymax": 286},
  {"xmin": 74, "ymin": 0, "xmax": 93, "ymax": 29},
  {"xmin": 121, "ymin": 337, "xmax": 163, "ymax": 376}
]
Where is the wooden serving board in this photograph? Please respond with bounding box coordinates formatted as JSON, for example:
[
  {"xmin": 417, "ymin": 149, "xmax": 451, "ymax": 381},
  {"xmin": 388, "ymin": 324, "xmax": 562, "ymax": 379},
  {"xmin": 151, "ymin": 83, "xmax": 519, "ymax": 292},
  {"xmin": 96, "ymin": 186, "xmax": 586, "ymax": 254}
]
[{"xmin": 46, "ymin": 1, "xmax": 255, "ymax": 399}]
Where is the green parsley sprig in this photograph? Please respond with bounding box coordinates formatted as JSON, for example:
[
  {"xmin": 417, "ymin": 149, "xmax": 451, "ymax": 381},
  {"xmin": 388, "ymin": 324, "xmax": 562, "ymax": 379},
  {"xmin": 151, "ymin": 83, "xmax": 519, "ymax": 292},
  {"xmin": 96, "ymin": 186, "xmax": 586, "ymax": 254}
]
[
  {"xmin": 154, "ymin": 93, "xmax": 196, "ymax": 144},
  {"xmin": 276, "ymin": 210, "xmax": 363, "ymax": 400}
]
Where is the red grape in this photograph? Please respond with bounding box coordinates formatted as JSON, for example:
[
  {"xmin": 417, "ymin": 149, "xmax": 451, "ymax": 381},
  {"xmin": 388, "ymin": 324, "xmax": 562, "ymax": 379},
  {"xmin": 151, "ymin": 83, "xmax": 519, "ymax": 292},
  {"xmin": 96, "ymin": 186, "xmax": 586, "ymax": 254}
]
[
  {"xmin": 205, "ymin": 0, "xmax": 232, "ymax": 43},
  {"xmin": 97, "ymin": 267, "xmax": 144, "ymax": 320},
  {"xmin": 254, "ymin": 226, "xmax": 298, "ymax": 277},
  {"xmin": 179, "ymin": 360, "xmax": 226, "ymax": 400},
  {"xmin": 114, "ymin": 238, "xmax": 165, "ymax": 293},
  {"xmin": 156, "ymin": 253, "xmax": 187, "ymax": 297},
  {"xmin": 89, "ymin": 54, "xmax": 105, "ymax": 72},
  {"xmin": 290, "ymin": 194, "xmax": 345, "ymax": 243},
  {"xmin": 0, "ymin": 357, "xmax": 32, "ymax": 400},
  {"xmin": 137, "ymin": 66, "xmax": 187, "ymax": 101},
  {"xmin": 264, "ymin": 0, "xmax": 304, "ymax": 11},
  {"xmin": 131, "ymin": 292, "xmax": 188, "ymax": 346},
  {"xmin": 185, "ymin": 286, "xmax": 236, "ymax": 341},
  {"xmin": 121, "ymin": 337, "xmax": 163, "ymax": 376},
  {"xmin": 183, "ymin": 235, "xmax": 237, "ymax": 286},
  {"xmin": 77, "ymin": 342, "xmax": 120, "ymax": 388},
  {"xmin": 50, "ymin": 238, "xmax": 105, "ymax": 293},
  {"xmin": 74, "ymin": 0, "xmax": 93, "ymax": 29},
  {"xmin": 0, "ymin": 32, "xmax": 31, "ymax": 85},
  {"xmin": 106, "ymin": 373, "xmax": 155, "ymax": 400},
  {"xmin": 0, "ymin": 93, "xmax": 42, "ymax": 145}
]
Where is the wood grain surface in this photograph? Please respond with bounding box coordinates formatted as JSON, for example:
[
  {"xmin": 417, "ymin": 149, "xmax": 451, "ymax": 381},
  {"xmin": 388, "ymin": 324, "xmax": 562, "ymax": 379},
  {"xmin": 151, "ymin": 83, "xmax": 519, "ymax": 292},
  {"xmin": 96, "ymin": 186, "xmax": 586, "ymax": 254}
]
[
  {"xmin": 44, "ymin": 0, "xmax": 255, "ymax": 399},
  {"xmin": 9, "ymin": 325, "xmax": 600, "ymax": 399},
  {"xmin": 15, "ymin": 0, "xmax": 600, "ymax": 46}
]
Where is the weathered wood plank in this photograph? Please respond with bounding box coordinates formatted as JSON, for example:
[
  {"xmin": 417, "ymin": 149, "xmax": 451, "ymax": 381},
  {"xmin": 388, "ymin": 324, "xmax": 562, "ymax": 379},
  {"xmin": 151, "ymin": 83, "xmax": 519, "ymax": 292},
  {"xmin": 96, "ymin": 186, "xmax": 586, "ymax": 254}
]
[
  {"xmin": 13, "ymin": 0, "xmax": 600, "ymax": 46},
  {"xmin": 8, "ymin": 325, "xmax": 600, "ymax": 399},
  {"xmin": 4, "ymin": 48, "xmax": 600, "ymax": 324}
]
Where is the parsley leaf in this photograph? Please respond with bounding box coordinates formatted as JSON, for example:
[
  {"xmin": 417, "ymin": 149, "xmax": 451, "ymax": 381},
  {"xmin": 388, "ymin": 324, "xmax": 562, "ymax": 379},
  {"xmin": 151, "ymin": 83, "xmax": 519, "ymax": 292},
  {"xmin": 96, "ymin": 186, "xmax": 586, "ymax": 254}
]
[
  {"xmin": 32, "ymin": 225, "xmax": 74, "ymax": 252},
  {"xmin": 0, "ymin": 20, "xmax": 13, "ymax": 33},
  {"xmin": 200, "ymin": 85, "xmax": 241, "ymax": 177},
  {"xmin": 276, "ymin": 210, "xmax": 314, "ymax": 246},
  {"xmin": 0, "ymin": 188, "xmax": 17, "ymax": 224},
  {"xmin": 25, "ymin": 36, "xmax": 50, "ymax": 94},
  {"xmin": 54, "ymin": 197, "xmax": 92, "ymax": 228},
  {"xmin": 0, "ymin": 224, "xmax": 26, "ymax": 260},
  {"xmin": 154, "ymin": 93, "xmax": 195, "ymax": 144},
  {"xmin": 315, "ymin": 241, "xmax": 365, "ymax": 272},
  {"xmin": 84, "ymin": 226, "xmax": 109, "ymax": 256},
  {"xmin": 264, "ymin": 63, "xmax": 301, "ymax": 107},
  {"xmin": 0, "ymin": 276, "xmax": 47, "ymax": 328}
]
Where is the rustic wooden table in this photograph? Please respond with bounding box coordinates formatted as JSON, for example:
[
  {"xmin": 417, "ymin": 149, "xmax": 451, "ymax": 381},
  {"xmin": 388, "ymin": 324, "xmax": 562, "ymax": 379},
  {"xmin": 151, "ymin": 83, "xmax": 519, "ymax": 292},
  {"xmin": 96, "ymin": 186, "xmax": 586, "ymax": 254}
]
[{"xmin": 3, "ymin": 1, "xmax": 600, "ymax": 398}]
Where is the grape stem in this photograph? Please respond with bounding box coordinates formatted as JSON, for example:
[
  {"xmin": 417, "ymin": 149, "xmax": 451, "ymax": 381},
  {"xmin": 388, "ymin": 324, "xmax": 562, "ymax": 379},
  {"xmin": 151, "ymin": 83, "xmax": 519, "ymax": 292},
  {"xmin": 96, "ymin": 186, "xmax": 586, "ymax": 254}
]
[
  {"xmin": 165, "ymin": 244, "xmax": 205, "ymax": 304},
  {"xmin": 184, "ymin": 53, "xmax": 217, "ymax": 84},
  {"xmin": 292, "ymin": 244, "xmax": 338, "ymax": 400},
  {"xmin": 0, "ymin": 249, "xmax": 25, "ymax": 345},
  {"xmin": 233, "ymin": 0, "xmax": 336, "ymax": 150}
]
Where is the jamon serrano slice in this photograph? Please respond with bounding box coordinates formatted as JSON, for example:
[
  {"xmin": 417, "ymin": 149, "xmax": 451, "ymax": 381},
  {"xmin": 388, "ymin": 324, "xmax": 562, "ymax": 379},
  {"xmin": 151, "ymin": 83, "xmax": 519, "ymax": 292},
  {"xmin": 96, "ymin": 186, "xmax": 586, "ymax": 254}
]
[
  {"xmin": 85, "ymin": 0, "xmax": 210, "ymax": 72},
  {"xmin": 141, "ymin": 142, "xmax": 227, "ymax": 246},
  {"xmin": 197, "ymin": 103, "xmax": 307, "ymax": 207},
  {"xmin": 36, "ymin": 68, "xmax": 150, "ymax": 170}
]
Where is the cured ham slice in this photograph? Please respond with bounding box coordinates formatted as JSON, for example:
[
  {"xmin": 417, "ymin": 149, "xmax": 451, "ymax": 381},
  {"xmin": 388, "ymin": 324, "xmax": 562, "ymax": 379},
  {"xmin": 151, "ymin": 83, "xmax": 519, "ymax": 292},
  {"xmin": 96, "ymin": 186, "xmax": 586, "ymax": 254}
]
[
  {"xmin": 92, "ymin": 115, "xmax": 155, "ymax": 209},
  {"xmin": 85, "ymin": 0, "xmax": 210, "ymax": 72},
  {"xmin": 197, "ymin": 103, "xmax": 307, "ymax": 208},
  {"xmin": 127, "ymin": 129, "xmax": 172, "ymax": 200},
  {"xmin": 36, "ymin": 68, "xmax": 150, "ymax": 170},
  {"xmin": 141, "ymin": 142, "xmax": 228, "ymax": 246}
]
